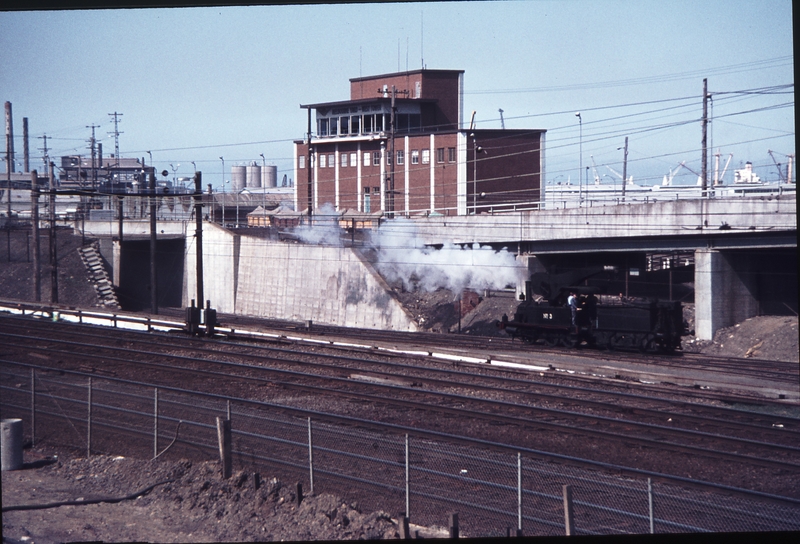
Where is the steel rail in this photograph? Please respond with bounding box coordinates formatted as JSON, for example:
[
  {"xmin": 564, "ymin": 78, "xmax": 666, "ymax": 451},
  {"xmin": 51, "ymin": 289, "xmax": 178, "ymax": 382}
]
[
  {"xmin": 2, "ymin": 319, "xmax": 797, "ymax": 431},
  {"xmin": 2, "ymin": 325, "xmax": 798, "ymax": 440},
  {"xmin": 3, "ymin": 338, "xmax": 800, "ymax": 474},
  {"xmin": 3, "ymin": 359, "xmax": 798, "ymax": 508}
]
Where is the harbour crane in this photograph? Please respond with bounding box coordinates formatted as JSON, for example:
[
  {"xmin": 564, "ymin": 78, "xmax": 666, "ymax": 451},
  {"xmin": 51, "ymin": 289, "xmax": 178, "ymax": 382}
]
[
  {"xmin": 662, "ymin": 162, "xmax": 686, "ymax": 186},
  {"xmin": 768, "ymin": 150, "xmax": 785, "ymax": 183},
  {"xmin": 713, "ymin": 152, "xmax": 733, "ymax": 185},
  {"xmin": 768, "ymin": 150, "xmax": 794, "ymax": 183},
  {"xmin": 589, "ymin": 156, "xmax": 601, "ymax": 185},
  {"xmin": 605, "ymin": 164, "xmax": 633, "ymax": 185}
]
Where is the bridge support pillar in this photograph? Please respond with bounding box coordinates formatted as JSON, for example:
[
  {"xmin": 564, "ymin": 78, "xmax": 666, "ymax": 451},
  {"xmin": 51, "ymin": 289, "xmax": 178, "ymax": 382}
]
[{"xmin": 694, "ymin": 249, "xmax": 758, "ymax": 340}]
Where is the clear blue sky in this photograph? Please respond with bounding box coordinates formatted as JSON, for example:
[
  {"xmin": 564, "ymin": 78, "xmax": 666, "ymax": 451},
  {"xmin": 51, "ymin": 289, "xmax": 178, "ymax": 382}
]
[{"xmin": 1, "ymin": 1, "xmax": 794, "ymax": 191}]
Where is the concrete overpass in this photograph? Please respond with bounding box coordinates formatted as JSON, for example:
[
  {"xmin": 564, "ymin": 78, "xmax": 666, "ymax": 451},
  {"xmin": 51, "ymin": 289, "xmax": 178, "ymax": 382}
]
[
  {"xmin": 407, "ymin": 196, "xmax": 797, "ymax": 340},
  {"xmin": 81, "ymin": 195, "xmax": 795, "ymax": 342}
]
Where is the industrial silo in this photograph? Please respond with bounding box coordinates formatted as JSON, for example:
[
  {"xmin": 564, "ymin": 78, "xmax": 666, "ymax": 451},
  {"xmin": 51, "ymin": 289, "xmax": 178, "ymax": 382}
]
[
  {"xmin": 261, "ymin": 165, "xmax": 277, "ymax": 188},
  {"xmin": 246, "ymin": 161, "xmax": 261, "ymax": 188},
  {"xmin": 231, "ymin": 165, "xmax": 247, "ymax": 191}
]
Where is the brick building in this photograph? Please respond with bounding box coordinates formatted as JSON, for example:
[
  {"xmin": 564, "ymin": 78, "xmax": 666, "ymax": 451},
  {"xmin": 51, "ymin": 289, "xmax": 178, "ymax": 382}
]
[{"xmin": 294, "ymin": 69, "xmax": 545, "ymax": 216}]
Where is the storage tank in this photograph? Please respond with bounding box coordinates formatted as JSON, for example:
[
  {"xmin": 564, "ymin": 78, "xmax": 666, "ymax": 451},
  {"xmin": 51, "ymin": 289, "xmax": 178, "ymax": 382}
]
[
  {"xmin": 261, "ymin": 165, "xmax": 277, "ymax": 188},
  {"xmin": 246, "ymin": 161, "xmax": 261, "ymax": 188},
  {"xmin": 231, "ymin": 165, "xmax": 246, "ymax": 191}
]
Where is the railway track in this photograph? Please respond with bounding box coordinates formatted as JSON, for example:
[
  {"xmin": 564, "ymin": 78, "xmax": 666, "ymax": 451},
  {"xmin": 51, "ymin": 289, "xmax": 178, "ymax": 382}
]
[{"xmin": 2, "ymin": 314, "xmax": 799, "ymax": 499}]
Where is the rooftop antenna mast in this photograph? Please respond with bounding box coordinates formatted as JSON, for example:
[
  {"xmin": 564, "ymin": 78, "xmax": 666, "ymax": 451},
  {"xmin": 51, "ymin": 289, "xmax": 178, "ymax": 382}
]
[
  {"xmin": 420, "ymin": 11, "xmax": 424, "ymax": 69},
  {"xmin": 108, "ymin": 112, "xmax": 123, "ymax": 168}
]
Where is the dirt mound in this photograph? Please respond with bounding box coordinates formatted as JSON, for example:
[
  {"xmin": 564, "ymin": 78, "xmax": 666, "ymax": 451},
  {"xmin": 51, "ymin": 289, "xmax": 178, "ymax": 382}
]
[
  {"xmin": 686, "ymin": 315, "xmax": 799, "ymax": 363},
  {"xmin": 3, "ymin": 450, "xmax": 401, "ymax": 543},
  {"xmin": 0, "ymin": 228, "xmax": 98, "ymax": 308}
]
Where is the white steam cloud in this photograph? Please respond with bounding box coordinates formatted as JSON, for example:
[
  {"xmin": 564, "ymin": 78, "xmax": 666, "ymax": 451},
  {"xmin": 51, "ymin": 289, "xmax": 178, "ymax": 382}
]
[{"xmin": 290, "ymin": 213, "xmax": 525, "ymax": 296}]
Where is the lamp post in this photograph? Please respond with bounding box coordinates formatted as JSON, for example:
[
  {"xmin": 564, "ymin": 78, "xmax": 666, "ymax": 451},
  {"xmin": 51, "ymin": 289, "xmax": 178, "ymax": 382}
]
[
  {"xmin": 617, "ymin": 136, "xmax": 628, "ymax": 201},
  {"xmin": 219, "ymin": 156, "xmax": 224, "ymax": 225},
  {"xmin": 575, "ymin": 112, "xmax": 582, "ymax": 206}
]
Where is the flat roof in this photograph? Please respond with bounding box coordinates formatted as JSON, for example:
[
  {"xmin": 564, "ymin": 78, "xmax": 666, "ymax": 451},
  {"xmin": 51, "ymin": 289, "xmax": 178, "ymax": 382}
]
[
  {"xmin": 300, "ymin": 97, "xmax": 438, "ymax": 110},
  {"xmin": 349, "ymin": 69, "xmax": 464, "ymax": 83}
]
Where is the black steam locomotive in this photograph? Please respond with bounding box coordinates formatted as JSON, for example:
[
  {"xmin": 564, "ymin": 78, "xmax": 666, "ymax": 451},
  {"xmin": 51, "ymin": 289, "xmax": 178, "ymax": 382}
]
[{"xmin": 498, "ymin": 267, "xmax": 686, "ymax": 352}]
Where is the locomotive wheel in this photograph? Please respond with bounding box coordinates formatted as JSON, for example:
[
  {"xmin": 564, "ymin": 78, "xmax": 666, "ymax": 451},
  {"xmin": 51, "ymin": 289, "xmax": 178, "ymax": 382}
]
[
  {"xmin": 640, "ymin": 334, "xmax": 658, "ymax": 353},
  {"xmin": 543, "ymin": 334, "xmax": 559, "ymax": 347},
  {"xmin": 561, "ymin": 335, "xmax": 578, "ymax": 348}
]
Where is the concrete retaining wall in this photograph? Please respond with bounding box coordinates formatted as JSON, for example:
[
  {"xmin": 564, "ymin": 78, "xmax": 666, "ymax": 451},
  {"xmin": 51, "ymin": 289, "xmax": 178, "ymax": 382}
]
[{"xmin": 185, "ymin": 223, "xmax": 418, "ymax": 331}]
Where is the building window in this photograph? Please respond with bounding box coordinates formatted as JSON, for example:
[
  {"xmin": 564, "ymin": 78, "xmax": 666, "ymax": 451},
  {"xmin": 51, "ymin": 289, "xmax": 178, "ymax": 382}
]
[
  {"xmin": 318, "ymin": 119, "xmax": 328, "ymax": 137},
  {"xmin": 437, "ymin": 148, "xmax": 445, "ymax": 163},
  {"xmin": 299, "ymin": 155, "xmax": 305, "ymax": 169},
  {"xmin": 363, "ymin": 152, "xmax": 371, "ymax": 167},
  {"xmin": 448, "ymin": 147, "xmax": 456, "ymax": 162},
  {"xmin": 375, "ymin": 114, "xmax": 384, "ymax": 132},
  {"xmin": 339, "ymin": 116, "xmax": 349, "ymax": 135},
  {"xmin": 350, "ymin": 153, "xmax": 357, "ymax": 167},
  {"xmin": 320, "ymin": 154, "xmax": 326, "ymax": 168},
  {"xmin": 364, "ymin": 187, "xmax": 371, "ymax": 213},
  {"xmin": 363, "ymin": 115, "xmax": 374, "ymax": 133},
  {"xmin": 411, "ymin": 150, "xmax": 419, "ymax": 164},
  {"xmin": 341, "ymin": 153, "xmax": 348, "ymax": 167},
  {"xmin": 351, "ymin": 116, "xmax": 360, "ymax": 134},
  {"xmin": 396, "ymin": 150, "xmax": 404, "ymax": 165},
  {"xmin": 328, "ymin": 154, "xmax": 334, "ymax": 168},
  {"xmin": 422, "ymin": 149, "xmax": 430, "ymax": 164},
  {"xmin": 373, "ymin": 151, "xmax": 381, "ymax": 166},
  {"xmin": 330, "ymin": 118, "xmax": 338, "ymax": 136}
]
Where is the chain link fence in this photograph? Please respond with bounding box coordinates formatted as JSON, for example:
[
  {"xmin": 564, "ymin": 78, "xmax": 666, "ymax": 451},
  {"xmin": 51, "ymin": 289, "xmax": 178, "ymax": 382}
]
[{"xmin": 2, "ymin": 360, "xmax": 799, "ymax": 537}]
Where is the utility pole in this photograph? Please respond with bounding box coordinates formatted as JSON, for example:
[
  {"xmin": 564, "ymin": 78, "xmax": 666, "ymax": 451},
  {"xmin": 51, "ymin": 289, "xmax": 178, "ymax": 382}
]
[
  {"xmin": 306, "ymin": 107, "xmax": 313, "ymax": 219},
  {"xmin": 149, "ymin": 172, "xmax": 158, "ymax": 315},
  {"xmin": 621, "ymin": 136, "xmax": 628, "ymax": 201},
  {"xmin": 38, "ymin": 134, "xmax": 49, "ymax": 174},
  {"xmin": 701, "ymin": 78, "xmax": 708, "ymax": 198},
  {"xmin": 108, "ymin": 112, "xmax": 123, "ymax": 168},
  {"xmin": 5, "ymin": 101, "xmax": 13, "ymax": 223},
  {"xmin": 22, "ymin": 118, "xmax": 29, "ymax": 172},
  {"xmin": 194, "ymin": 171, "xmax": 204, "ymax": 305},
  {"xmin": 87, "ymin": 124, "xmax": 99, "ymax": 191},
  {"xmin": 380, "ymin": 85, "xmax": 407, "ymax": 218},
  {"xmin": 389, "ymin": 85, "xmax": 396, "ymax": 218},
  {"xmin": 30, "ymin": 170, "xmax": 40, "ymax": 302},
  {"xmin": 48, "ymin": 160, "xmax": 58, "ymax": 303}
]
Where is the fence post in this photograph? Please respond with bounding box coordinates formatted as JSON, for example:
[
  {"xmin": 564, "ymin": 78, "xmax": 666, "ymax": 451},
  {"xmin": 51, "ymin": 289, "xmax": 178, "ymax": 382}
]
[
  {"xmin": 87, "ymin": 377, "xmax": 92, "ymax": 458},
  {"xmin": 153, "ymin": 388, "xmax": 159, "ymax": 459},
  {"xmin": 227, "ymin": 399, "xmax": 231, "ymax": 421},
  {"xmin": 517, "ymin": 452, "xmax": 523, "ymax": 535},
  {"xmin": 563, "ymin": 484, "xmax": 574, "ymax": 536},
  {"xmin": 449, "ymin": 512, "xmax": 459, "ymax": 539},
  {"xmin": 30, "ymin": 368, "xmax": 35, "ymax": 447},
  {"xmin": 307, "ymin": 417, "xmax": 314, "ymax": 495},
  {"xmin": 648, "ymin": 478, "xmax": 654, "ymax": 534},
  {"xmin": 405, "ymin": 433, "xmax": 410, "ymax": 521},
  {"xmin": 399, "ymin": 514, "xmax": 411, "ymax": 539},
  {"xmin": 216, "ymin": 416, "xmax": 231, "ymax": 479}
]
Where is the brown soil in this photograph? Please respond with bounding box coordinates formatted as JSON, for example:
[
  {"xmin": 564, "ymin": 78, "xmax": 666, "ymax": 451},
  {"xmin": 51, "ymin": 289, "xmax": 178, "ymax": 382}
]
[{"xmin": 3, "ymin": 448, "xmax": 404, "ymax": 543}]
